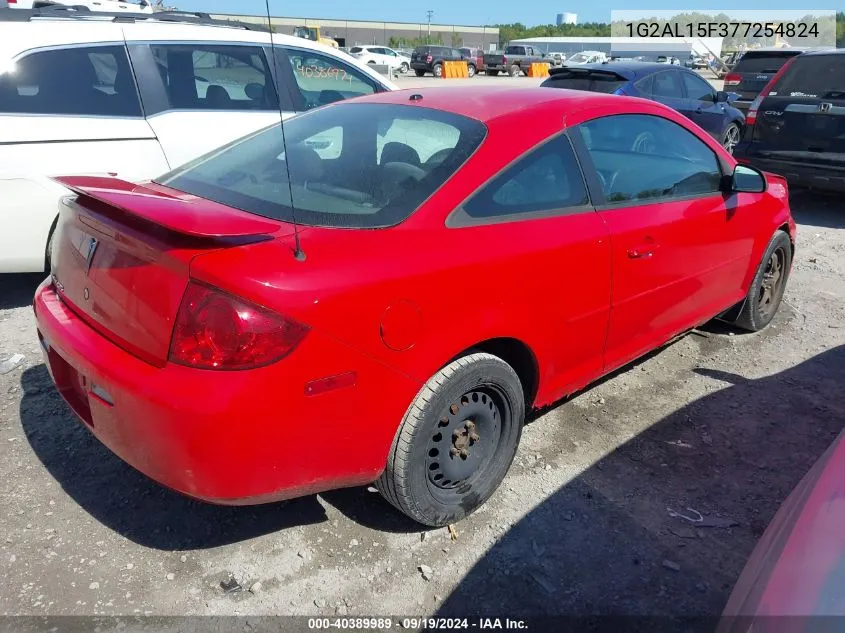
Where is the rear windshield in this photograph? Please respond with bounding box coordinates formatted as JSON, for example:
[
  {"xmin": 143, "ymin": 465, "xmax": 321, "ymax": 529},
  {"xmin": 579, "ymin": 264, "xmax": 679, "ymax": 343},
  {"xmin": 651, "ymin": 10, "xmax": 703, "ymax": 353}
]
[
  {"xmin": 543, "ymin": 73, "xmax": 626, "ymax": 94},
  {"xmin": 733, "ymin": 52, "xmax": 800, "ymax": 74},
  {"xmin": 770, "ymin": 55, "xmax": 845, "ymax": 99},
  {"xmin": 505, "ymin": 46, "xmax": 525, "ymax": 54},
  {"xmin": 157, "ymin": 103, "xmax": 486, "ymax": 229}
]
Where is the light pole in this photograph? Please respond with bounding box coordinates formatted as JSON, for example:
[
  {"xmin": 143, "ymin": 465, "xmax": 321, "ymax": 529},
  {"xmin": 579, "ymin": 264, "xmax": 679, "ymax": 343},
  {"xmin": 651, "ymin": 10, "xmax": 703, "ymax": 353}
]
[{"xmin": 426, "ymin": 10, "xmax": 433, "ymax": 44}]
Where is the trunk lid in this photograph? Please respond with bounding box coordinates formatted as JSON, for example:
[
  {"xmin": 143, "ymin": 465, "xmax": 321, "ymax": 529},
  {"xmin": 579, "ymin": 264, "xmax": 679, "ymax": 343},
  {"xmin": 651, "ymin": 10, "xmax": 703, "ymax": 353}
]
[
  {"xmin": 50, "ymin": 176, "xmax": 282, "ymax": 367},
  {"xmin": 752, "ymin": 54, "xmax": 845, "ymax": 165}
]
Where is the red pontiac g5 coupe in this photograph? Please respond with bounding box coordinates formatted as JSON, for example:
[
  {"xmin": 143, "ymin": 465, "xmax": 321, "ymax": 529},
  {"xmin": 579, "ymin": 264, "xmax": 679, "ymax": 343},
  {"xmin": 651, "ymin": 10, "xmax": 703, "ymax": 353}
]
[{"xmin": 34, "ymin": 87, "xmax": 795, "ymax": 526}]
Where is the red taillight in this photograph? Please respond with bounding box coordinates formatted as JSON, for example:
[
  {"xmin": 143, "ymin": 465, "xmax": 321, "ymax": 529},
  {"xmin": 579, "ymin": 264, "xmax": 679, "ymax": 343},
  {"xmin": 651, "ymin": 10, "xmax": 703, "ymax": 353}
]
[
  {"xmin": 724, "ymin": 73, "xmax": 741, "ymax": 86},
  {"xmin": 746, "ymin": 57, "xmax": 796, "ymax": 126},
  {"xmin": 425, "ymin": 54, "xmax": 433, "ymax": 63},
  {"xmin": 502, "ymin": 55, "xmax": 508, "ymax": 64},
  {"xmin": 169, "ymin": 282, "xmax": 309, "ymax": 370}
]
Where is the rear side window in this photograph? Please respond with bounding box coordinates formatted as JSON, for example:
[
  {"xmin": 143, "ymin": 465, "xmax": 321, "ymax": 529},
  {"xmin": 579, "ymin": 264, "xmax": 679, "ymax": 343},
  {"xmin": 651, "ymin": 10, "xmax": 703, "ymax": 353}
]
[
  {"xmin": 157, "ymin": 103, "xmax": 486, "ymax": 228},
  {"xmin": 0, "ymin": 45, "xmax": 141, "ymax": 117},
  {"xmin": 652, "ymin": 71, "xmax": 682, "ymax": 98},
  {"xmin": 733, "ymin": 53, "xmax": 798, "ymax": 74},
  {"xmin": 284, "ymin": 48, "xmax": 378, "ymax": 110},
  {"xmin": 770, "ymin": 55, "xmax": 845, "ymax": 99},
  {"xmin": 542, "ymin": 72, "xmax": 627, "ymax": 94},
  {"xmin": 349, "ymin": 47, "xmax": 364, "ymax": 54},
  {"xmin": 150, "ymin": 44, "xmax": 278, "ymax": 111},
  {"xmin": 461, "ymin": 136, "xmax": 588, "ymax": 219}
]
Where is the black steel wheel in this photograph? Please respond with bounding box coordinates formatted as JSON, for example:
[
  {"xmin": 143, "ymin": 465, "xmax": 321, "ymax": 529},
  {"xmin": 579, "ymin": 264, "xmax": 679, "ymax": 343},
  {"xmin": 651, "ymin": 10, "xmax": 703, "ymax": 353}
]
[
  {"xmin": 376, "ymin": 353, "xmax": 525, "ymax": 526},
  {"xmin": 734, "ymin": 230, "xmax": 792, "ymax": 332}
]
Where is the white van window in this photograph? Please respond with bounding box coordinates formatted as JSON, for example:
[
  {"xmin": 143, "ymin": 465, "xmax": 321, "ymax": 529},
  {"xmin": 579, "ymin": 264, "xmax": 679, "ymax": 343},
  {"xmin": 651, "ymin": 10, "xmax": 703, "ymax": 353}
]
[{"xmin": 0, "ymin": 46, "xmax": 141, "ymax": 117}]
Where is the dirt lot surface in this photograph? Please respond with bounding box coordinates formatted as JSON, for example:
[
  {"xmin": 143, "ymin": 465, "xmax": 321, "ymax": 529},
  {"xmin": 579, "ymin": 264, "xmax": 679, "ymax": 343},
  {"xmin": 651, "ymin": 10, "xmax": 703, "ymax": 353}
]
[{"xmin": 0, "ymin": 177, "xmax": 842, "ymax": 624}]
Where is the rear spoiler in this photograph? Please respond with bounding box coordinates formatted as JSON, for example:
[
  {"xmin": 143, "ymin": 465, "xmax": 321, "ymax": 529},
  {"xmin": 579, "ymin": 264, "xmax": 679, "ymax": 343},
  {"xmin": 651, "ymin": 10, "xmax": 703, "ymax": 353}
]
[
  {"xmin": 53, "ymin": 176, "xmax": 281, "ymax": 239},
  {"xmin": 548, "ymin": 66, "xmax": 628, "ymax": 81}
]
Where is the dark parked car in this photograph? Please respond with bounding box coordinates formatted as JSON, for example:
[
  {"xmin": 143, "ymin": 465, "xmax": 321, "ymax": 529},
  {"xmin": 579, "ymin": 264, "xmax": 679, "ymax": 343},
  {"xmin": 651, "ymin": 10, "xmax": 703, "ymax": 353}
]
[
  {"xmin": 541, "ymin": 63, "xmax": 746, "ymax": 153},
  {"xmin": 458, "ymin": 47, "xmax": 484, "ymax": 76},
  {"xmin": 410, "ymin": 45, "xmax": 466, "ymax": 77},
  {"xmin": 723, "ymin": 48, "xmax": 807, "ymax": 113},
  {"xmin": 735, "ymin": 49, "xmax": 845, "ymax": 193},
  {"xmin": 483, "ymin": 44, "xmax": 546, "ymax": 77}
]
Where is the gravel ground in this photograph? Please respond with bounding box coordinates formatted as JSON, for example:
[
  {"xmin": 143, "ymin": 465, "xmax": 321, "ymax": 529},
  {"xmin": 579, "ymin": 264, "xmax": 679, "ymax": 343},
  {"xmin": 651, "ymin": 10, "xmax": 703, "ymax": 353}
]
[{"xmin": 0, "ymin": 189, "xmax": 843, "ymax": 624}]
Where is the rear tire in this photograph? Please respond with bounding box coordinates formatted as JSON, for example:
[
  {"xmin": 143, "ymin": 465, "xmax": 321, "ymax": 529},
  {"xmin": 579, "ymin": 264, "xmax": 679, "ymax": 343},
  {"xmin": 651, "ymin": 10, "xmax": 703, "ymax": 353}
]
[
  {"xmin": 467, "ymin": 64, "xmax": 477, "ymax": 78},
  {"xmin": 376, "ymin": 353, "xmax": 525, "ymax": 527},
  {"xmin": 433, "ymin": 63, "xmax": 443, "ymax": 78},
  {"xmin": 734, "ymin": 231, "xmax": 792, "ymax": 332},
  {"xmin": 509, "ymin": 64, "xmax": 521, "ymax": 77}
]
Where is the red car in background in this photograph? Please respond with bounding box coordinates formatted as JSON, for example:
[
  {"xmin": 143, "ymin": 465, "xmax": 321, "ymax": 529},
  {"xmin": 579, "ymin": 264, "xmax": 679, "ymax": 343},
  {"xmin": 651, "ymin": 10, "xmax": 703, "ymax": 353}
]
[
  {"xmin": 34, "ymin": 87, "xmax": 795, "ymax": 526},
  {"xmin": 718, "ymin": 429, "xmax": 845, "ymax": 630}
]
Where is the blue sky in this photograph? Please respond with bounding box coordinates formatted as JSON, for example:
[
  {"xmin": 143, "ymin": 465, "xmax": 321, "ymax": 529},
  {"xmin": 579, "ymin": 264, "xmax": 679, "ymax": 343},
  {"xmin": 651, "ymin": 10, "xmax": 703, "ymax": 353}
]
[{"xmin": 177, "ymin": 1, "xmax": 843, "ymax": 26}]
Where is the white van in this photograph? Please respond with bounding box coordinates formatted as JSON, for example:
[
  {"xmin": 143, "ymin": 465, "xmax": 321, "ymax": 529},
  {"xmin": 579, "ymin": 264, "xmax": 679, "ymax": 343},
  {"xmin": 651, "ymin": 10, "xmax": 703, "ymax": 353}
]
[{"xmin": 0, "ymin": 10, "xmax": 397, "ymax": 272}]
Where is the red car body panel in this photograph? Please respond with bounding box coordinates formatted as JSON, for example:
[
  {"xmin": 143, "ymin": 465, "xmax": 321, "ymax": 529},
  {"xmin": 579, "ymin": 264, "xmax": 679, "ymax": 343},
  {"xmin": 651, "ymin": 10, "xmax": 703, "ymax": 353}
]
[
  {"xmin": 718, "ymin": 431, "xmax": 845, "ymax": 630},
  {"xmin": 34, "ymin": 87, "xmax": 796, "ymax": 504}
]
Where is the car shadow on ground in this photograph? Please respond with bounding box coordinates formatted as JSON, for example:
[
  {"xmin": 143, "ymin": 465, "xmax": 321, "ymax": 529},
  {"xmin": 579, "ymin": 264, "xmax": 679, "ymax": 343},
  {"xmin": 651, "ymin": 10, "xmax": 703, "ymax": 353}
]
[
  {"xmin": 433, "ymin": 345, "xmax": 845, "ymax": 628},
  {"xmin": 789, "ymin": 190, "xmax": 845, "ymax": 230},
  {"xmin": 0, "ymin": 273, "xmax": 44, "ymax": 310}
]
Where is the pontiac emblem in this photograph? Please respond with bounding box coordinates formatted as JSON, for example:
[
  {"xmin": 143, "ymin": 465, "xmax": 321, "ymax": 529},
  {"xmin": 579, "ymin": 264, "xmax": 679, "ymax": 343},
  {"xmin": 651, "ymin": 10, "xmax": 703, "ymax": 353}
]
[{"xmin": 85, "ymin": 237, "xmax": 98, "ymax": 274}]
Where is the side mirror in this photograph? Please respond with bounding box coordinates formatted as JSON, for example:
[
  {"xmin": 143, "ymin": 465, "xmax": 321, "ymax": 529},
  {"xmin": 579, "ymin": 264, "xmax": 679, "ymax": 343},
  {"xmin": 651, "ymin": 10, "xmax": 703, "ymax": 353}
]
[
  {"xmin": 731, "ymin": 164, "xmax": 766, "ymax": 193},
  {"xmin": 715, "ymin": 90, "xmax": 729, "ymax": 103}
]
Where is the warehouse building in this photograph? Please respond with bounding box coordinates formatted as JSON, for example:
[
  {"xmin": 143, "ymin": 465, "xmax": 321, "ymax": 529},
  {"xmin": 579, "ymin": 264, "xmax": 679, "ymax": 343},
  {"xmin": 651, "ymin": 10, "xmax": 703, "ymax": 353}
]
[{"xmin": 210, "ymin": 13, "xmax": 500, "ymax": 50}]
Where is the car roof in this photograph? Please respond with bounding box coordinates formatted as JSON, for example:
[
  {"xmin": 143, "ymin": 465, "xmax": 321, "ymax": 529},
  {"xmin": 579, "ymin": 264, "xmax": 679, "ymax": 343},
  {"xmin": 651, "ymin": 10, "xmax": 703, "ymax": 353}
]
[
  {"xmin": 0, "ymin": 18, "xmax": 397, "ymax": 89},
  {"xmin": 349, "ymin": 86, "xmax": 623, "ymax": 124},
  {"xmin": 553, "ymin": 61, "xmax": 690, "ymax": 80},
  {"xmin": 800, "ymin": 47, "xmax": 845, "ymax": 57}
]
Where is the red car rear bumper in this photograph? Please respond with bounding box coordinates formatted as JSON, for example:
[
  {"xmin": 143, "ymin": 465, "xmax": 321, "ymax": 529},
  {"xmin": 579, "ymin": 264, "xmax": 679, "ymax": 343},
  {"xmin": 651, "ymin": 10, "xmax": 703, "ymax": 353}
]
[{"xmin": 34, "ymin": 280, "xmax": 419, "ymax": 504}]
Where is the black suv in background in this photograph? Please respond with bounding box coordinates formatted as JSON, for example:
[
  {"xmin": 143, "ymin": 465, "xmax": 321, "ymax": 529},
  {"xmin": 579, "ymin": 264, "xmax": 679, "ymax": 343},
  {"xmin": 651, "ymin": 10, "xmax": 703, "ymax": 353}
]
[
  {"xmin": 410, "ymin": 45, "xmax": 465, "ymax": 77},
  {"xmin": 723, "ymin": 48, "xmax": 807, "ymax": 113},
  {"xmin": 735, "ymin": 49, "xmax": 845, "ymax": 192}
]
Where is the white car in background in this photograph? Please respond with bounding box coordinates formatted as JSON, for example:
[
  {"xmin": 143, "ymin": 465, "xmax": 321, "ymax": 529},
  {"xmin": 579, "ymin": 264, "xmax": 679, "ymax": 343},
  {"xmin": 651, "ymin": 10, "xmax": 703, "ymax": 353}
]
[
  {"xmin": 564, "ymin": 50, "xmax": 608, "ymax": 65},
  {"xmin": 0, "ymin": 11, "xmax": 396, "ymax": 273},
  {"xmin": 6, "ymin": 0, "xmax": 154, "ymax": 12},
  {"xmin": 349, "ymin": 45, "xmax": 409, "ymax": 73}
]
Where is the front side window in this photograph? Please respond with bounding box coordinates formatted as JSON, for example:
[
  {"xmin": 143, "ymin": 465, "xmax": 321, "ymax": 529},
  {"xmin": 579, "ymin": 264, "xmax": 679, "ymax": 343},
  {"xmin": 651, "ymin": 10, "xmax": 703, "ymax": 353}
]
[
  {"xmin": 682, "ymin": 72, "xmax": 715, "ymax": 101},
  {"xmin": 0, "ymin": 45, "xmax": 141, "ymax": 117},
  {"xmin": 150, "ymin": 44, "xmax": 278, "ymax": 111},
  {"xmin": 284, "ymin": 48, "xmax": 378, "ymax": 110},
  {"xmin": 461, "ymin": 136, "xmax": 589, "ymax": 219},
  {"xmin": 579, "ymin": 114, "xmax": 722, "ymax": 204},
  {"xmin": 157, "ymin": 103, "xmax": 486, "ymax": 228}
]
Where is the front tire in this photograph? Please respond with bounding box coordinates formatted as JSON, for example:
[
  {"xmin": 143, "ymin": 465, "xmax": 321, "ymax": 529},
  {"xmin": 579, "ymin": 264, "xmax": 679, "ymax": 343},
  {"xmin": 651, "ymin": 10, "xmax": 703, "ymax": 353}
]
[
  {"xmin": 722, "ymin": 123, "xmax": 740, "ymax": 154},
  {"xmin": 401, "ymin": 62, "xmax": 409, "ymax": 73},
  {"xmin": 467, "ymin": 64, "xmax": 477, "ymax": 78},
  {"xmin": 734, "ymin": 231, "xmax": 792, "ymax": 332},
  {"xmin": 376, "ymin": 353, "xmax": 525, "ymax": 526},
  {"xmin": 433, "ymin": 63, "xmax": 443, "ymax": 78}
]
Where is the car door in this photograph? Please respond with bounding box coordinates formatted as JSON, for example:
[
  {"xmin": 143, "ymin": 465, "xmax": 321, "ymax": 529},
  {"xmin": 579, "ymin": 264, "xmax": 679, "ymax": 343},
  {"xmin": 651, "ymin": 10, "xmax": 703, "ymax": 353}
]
[
  {"xmin": 571, "ymin": 113, "xmax": 755, "ymax": 372},
  {"xmin": 0, "ymin": 43, "xmax": 169, "ymax": 272},
  {"xmin": 649, "ymin": 69, "xmax": 687, "ymax": 113},
  {"xmin": 129, "ymin": 41, "xmax": 287, "ymax": 170},
  {"xmin": 680, "ymin": 70, "xmax": 724, "ymax": 138},
  {"xmin": 448, "ymin": 135, "xmax": 612, "ymax": 401}
]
